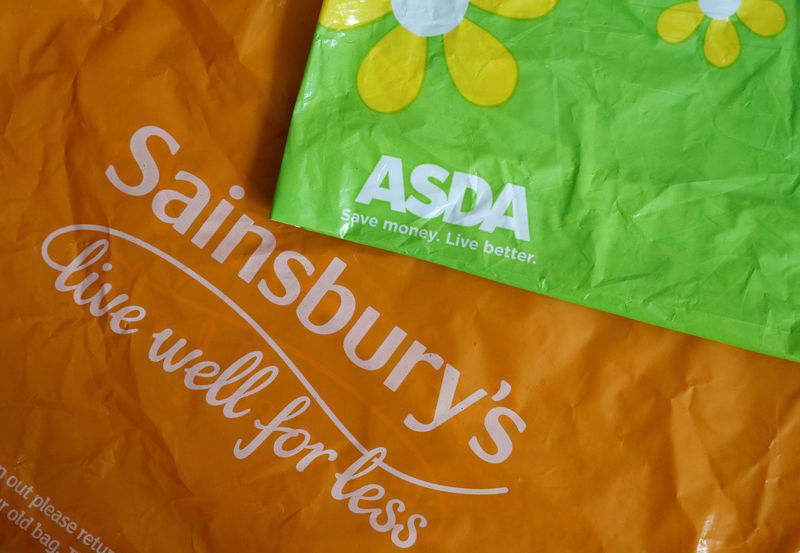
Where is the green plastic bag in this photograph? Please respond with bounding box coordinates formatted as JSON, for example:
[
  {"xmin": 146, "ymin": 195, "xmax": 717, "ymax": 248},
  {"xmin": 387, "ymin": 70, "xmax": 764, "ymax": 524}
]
[{"xmin": 272, "ymin": 0, "xmax": 800, "ymax": 361}]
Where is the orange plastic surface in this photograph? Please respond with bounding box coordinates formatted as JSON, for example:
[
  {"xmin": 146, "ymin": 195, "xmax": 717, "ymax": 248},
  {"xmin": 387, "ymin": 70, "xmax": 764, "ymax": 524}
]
[{"xmin": 1, "ymin": 1, "xmax": 799, "ymax": 552}]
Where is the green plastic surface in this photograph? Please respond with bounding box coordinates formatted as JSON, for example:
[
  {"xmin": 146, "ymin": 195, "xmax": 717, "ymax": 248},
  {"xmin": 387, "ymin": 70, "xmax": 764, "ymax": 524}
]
[{"xmin": 272, "ymin": 0, "xmax": 800, "ymax": 361}]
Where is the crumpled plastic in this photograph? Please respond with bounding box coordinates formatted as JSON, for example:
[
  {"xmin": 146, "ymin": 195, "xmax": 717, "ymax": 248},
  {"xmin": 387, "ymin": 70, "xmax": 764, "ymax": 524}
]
[
  {"xmin": 271, "ymin": 0, "xmax": 800, "ymax": 363},
  {"xmin": 1, "ymin": 1, "xmax": 800, "ymax": 552}
]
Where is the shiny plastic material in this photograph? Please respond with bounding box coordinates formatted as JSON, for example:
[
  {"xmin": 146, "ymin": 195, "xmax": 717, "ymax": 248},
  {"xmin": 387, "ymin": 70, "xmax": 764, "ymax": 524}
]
[
  {"xmin": 272, "ymin": 0, "xmax": 800, "ymax": 362},
  {"xmin": 2, "ymin": 1, "xmax": 800, "ymax": 552}
]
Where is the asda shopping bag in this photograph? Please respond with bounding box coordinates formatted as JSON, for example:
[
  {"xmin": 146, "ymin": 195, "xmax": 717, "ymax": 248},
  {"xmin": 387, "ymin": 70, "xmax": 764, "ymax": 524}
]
[{"xmin": 272, "ymin": 0, "xmax": 800, "ymax": 362}]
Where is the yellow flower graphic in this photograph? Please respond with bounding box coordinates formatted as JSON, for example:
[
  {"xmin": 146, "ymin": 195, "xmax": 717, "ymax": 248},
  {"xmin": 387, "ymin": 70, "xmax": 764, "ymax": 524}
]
[
  {"xmin": 319, "ymin": 0, "xmax": 558, "ymax": 112},
  {"xmin": 657, "ymin": 0, "xmax": 786, "ymax": 67}
]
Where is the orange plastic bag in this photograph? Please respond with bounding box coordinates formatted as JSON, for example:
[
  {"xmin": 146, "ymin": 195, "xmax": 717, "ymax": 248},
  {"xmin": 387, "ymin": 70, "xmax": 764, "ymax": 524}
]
[{"xmin": 1, "ymin": 1, "xmax": 800, "ymax": 552}]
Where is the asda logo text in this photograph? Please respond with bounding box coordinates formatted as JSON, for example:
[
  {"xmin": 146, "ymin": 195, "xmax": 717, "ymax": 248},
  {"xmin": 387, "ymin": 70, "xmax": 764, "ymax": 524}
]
[{"xmin": 355, "ymin": 155, "xmax": 531, "ymax": 242}]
